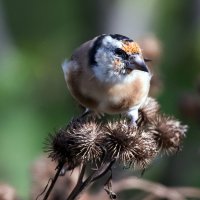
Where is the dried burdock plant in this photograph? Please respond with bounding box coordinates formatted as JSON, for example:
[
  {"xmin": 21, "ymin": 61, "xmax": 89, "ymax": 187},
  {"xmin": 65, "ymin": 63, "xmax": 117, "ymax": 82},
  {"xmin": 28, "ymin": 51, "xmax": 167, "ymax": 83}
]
[
  {"xmin": 65, "ymin": 119, "xmax": 103, "ymax": 164},
  {"xmin": 148, "ymin": 115, "xmax": 187, "ymax": 154},
  {"xmin": 102, "ymin": 120, "xmax": 158, "ymax": 169},
  {"xmin": 41, "ymin": 97, "xmax": 188, "ymax": 200},
  {"xmin": 45, "ymin": 118, "xmax": 104, "ymax": 169},
  {"xmin": 137, "ymin": 97, "xmax": 160, "ymax": 126}
]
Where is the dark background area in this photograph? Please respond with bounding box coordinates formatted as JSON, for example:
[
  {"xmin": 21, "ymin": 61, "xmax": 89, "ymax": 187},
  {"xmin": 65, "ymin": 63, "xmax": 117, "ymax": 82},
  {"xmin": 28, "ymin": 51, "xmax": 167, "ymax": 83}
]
[{"xmin": 0, "ymin": 0, "xmax": 199, "ymax": 198}]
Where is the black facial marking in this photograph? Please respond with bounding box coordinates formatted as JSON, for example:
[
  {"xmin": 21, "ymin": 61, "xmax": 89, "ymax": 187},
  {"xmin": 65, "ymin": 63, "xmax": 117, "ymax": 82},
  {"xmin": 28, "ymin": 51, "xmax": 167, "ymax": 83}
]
[
  {"xmin": 110, "ymin": 34, "xmax": 133, "ymax": 42},
  {"xmin": 115, "ymin": 48, "xmax": 129, "ymax": 60},
  {"xmin": 89, "ymin": 34, "xmax": 106, "ymax": 66}
]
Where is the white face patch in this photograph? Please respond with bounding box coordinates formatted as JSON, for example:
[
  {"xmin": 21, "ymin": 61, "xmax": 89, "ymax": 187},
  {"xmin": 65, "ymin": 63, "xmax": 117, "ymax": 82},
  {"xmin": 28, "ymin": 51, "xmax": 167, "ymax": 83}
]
[
  {"xmin": 102, "ymin": 35, "xmax": 122, "ymax": 48},
  {"xmin": 93, "ymin": 36, "xmax": 126, "ymax": 83}
]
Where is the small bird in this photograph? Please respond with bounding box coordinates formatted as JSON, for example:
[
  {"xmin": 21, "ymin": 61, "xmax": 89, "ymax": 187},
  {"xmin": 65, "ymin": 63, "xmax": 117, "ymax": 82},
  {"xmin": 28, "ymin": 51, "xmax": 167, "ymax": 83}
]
[{"xmin": 62, "ymin": 34, "xmax": 151, "ymax": 125}]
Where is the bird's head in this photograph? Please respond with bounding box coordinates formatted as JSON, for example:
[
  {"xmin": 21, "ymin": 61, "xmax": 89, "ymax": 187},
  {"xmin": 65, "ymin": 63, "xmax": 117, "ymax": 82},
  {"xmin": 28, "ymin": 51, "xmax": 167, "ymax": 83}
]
[{"xmin": 89, "ymin": 34, "xmax": 150, "ymax": 83}]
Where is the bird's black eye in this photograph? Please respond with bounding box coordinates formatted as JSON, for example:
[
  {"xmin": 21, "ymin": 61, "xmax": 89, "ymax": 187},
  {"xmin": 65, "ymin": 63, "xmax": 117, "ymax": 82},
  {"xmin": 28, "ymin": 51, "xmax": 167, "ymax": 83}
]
[{"xmin": 114, "ymin": 48, "xmax": 128, "ymax": 59}]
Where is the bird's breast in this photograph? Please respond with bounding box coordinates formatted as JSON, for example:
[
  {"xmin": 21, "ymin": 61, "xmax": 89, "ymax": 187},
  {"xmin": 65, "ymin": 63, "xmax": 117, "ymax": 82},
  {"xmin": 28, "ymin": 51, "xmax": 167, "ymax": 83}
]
[
  {"xmin": 102, "ymin": 73, "xmax": 151, "ymax": 113},
  {"xmin": 66, "ymin": 68, "xmax": 151, "ymax": 114}
]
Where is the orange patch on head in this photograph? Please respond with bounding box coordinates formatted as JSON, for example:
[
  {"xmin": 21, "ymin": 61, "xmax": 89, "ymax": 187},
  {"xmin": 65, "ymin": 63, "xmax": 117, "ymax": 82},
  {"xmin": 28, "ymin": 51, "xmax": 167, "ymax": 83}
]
[{"xmin": 122, "ymin": 42, "xmax": 142, "ymax": 55}]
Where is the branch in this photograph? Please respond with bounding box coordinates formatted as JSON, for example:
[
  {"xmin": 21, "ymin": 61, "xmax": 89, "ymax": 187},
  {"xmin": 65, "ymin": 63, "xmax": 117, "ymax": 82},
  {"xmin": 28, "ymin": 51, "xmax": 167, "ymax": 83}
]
[
  {"xmin": 112, "ymin": 177, "xmax": 184, "ymax": 200},
  {"xmin": 42, "ymin": 161, "xmax": 65, "ymax": 200},
  {"xmin": 66, "ymin": 160, "xmax": 115, "ymax": 200}
]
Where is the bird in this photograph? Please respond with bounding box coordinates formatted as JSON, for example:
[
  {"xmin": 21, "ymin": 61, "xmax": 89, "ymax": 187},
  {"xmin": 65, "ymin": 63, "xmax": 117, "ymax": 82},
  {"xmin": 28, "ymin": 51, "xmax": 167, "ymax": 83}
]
[{"xmin": 62, "ymin": 34, "xmax": 152, "ymax": 125}]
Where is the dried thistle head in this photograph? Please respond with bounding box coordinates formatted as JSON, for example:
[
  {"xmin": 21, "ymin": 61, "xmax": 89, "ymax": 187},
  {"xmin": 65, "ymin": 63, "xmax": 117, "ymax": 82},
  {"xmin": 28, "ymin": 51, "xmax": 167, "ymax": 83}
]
[
  {"xmin": 45, "ymin": 118, "xmax": 104, "ymax": 168},
  {"xmin": 148, "ymin": 114, "xmax": 187, "ymax": 154},
  {"xmin": 45, "ymin": 129, "xmax": 80, "ymax": 169},
  {"xmin": 44, "ymin": 100, "xmax": 188, "ymax": 172},
  {"xmin": 102, "ymin": 119, "xmax": 137, "ymax": 163},
  {"xmin": 138, "ymin": 97, "xmax": 160, "ymax": 126},
  {"xmin": 102, "ymin": 120, "xmax": 158, "ymax": 169},
  {"xmin": 67, "ymin": 118, "xmax": 104, "ymax": 163},
  {"xmin": 129, "ymin": 131, "xmax": 159, "ymax": 169}
]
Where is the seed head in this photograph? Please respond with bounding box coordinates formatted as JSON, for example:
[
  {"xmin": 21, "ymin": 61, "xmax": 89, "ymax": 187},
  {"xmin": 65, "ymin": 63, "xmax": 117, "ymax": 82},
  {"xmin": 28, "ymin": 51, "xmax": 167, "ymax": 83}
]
[
  {"xmin": 148, "ymin": 114, "xmax": 187, "ymax": 154},
  {"xmin": 45, "ymin": 118, "xmax": 104, "ymax": 169},
  {"xmin": 138, "ymin": 97, "xmax": 160, "ymax": 126},
  {"xmin": 102, "ymin": 120, "xmax": 158, "ymax": 169}
]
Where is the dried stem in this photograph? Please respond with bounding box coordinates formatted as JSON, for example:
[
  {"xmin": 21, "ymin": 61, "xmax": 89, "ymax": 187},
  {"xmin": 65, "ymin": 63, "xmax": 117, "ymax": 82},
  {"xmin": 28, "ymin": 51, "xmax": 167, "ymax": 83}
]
[
  {"xmin": 66, "ymin": 159, "xmax": 115, "ymax": 200},
  {"xmin": 66, "ymin": 164, "xmax": 86, "ymax": 200},
  {"xmin": 91, "ymin": 159, "xmax": 115, "ymax": 182},
  {"xmin": 42, "ymin": 161, "xmax": 65, "ymax": 200},
  {"xmin": 173, "ymin": 187, "xmax": 200, "ymax": 199},
  {"xmin": 112, "ymin": 177, "xmax": 184, "ymax": 200}
]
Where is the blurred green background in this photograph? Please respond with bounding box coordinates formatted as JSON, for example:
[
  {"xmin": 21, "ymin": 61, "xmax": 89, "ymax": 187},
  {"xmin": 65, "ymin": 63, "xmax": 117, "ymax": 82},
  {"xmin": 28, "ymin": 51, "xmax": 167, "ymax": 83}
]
[{"xmin": 0, "ymin": 0, "xmax": 200, "ymax": 199}]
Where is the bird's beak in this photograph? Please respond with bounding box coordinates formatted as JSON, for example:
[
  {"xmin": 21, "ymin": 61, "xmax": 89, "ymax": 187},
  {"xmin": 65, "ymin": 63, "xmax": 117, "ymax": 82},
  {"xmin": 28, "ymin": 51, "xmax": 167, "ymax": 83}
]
[{"xmin": 126, "ymin": 54, "xmax": 149, "ymax": 72}]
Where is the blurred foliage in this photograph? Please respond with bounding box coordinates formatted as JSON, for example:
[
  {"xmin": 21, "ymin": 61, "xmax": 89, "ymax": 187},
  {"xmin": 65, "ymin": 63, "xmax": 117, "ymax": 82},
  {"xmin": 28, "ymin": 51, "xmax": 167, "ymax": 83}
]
[
  {"xmin": 156, "ymin": 0, "xmax": 200, "ymax": 112},
  {"xmin": 0, "ymin": 0, "xmax": 100, "ymax": 197},
  {"xmin": 155, "ymin": 0, "xmax": 200, "ymax": 189},
  {"xmin": 0, "ymin": 0, "xmax": 200, "ymax": 199}
]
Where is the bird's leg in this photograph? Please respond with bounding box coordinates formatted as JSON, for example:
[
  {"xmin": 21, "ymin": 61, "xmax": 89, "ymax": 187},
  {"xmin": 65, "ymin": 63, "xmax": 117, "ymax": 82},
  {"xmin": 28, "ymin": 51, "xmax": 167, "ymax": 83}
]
[
  {"xmin": 79, "ymin": 108, "xmax": 91, "ymax": 118},
  {"xmin": 127, "ymin": 109, "xmax": 139, "ymax": 127}
]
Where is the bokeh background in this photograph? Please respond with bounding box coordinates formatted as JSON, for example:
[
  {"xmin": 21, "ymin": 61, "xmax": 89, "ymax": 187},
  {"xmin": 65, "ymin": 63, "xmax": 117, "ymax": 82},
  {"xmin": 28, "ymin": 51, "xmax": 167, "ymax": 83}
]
[{"xmin": 0, "ymin": 0, "xmax": 200, "ymax": 199}]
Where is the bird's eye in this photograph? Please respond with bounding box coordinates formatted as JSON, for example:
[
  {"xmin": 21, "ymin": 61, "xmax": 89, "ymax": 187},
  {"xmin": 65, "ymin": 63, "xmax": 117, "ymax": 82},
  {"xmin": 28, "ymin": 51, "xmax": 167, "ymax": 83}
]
[{"xmin": 114, "ymin": 48, "xmax": 128, "ymax": 59}]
